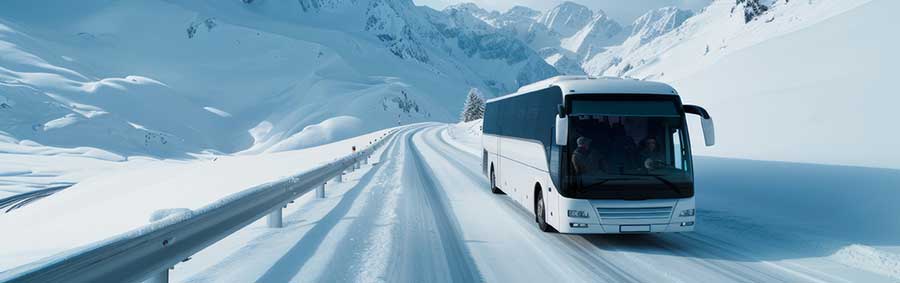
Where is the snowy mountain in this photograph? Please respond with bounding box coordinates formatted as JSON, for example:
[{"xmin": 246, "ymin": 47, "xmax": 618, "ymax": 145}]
[
  {"xmin": 592, "ymin": 0, "xmax": 869, "ymax": 81},
  {"xmin": 558, "ymin": 11, "xmax": 624, "ymax": 60},
  {"xmin": 583, "ymin": 6, "xmax": 695, "ymax": 76},
  {"xmin": 629, "ymin": 7, "xmax": 695, "ymax": 47},
  {"xmin": 594, "ymin": 0, "xmax": 894, "ymax": 169},
  {"xmin": 0, "ymin": 0, "xmax": 556, "ymax": 160},
  {"xmin": 443, "ymin": 4, "xmax": 557, "ymax": 56},
  {"xmin": 424, "ymin": 5, "xmax": 559, "ymax": 94},
  {"xmin": 446, "ymin": 2, "xmax": 693, "ymax": 76},
  {"xmin": 538, "ymin": 1, "xmax": 594, "ymax": 38},
  {"xmin": 431, "ymin": 0, "xmax": 893, "ymax": 169},
  {"xmin": 445, "ymin": 2, "xmax": 608, "ymax": 75},
  {"xmin": 1, "ymin": 1, "xmax": 898, "ymax": 281}
]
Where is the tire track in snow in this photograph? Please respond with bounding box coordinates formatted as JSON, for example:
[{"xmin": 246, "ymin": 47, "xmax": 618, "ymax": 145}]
[
  {"xmin": 255, "ymin": 128, "xmax": 404, "ymax": 283},
  {"xmin": 427, "ymin": 124, "xmax": 840, "ymax": 283},
  {"xmin": 431, "ymin": 124, "xmax": 785, "ymax": 282},
  {"xmin": 313, "ymin": 126, "xmax": 410, "ymax": 282},
  {"xmin": 667, "ymin": 233, "xmax": 835, "ymax": 282},
  {"xmin": 421, "ymin": 126, "xmax": 640, "ymax": 282},
  {"xmin": 381, "ymin": 126, "xmax": 483, "ymax": 282}
]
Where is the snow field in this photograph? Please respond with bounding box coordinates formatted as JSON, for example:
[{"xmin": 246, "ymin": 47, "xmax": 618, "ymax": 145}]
[{"xmin": 0, "ymin": 127, "xmax": 396, "ymax": 271}]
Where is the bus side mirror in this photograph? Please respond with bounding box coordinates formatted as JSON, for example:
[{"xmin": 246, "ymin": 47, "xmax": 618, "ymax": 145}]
[
  {"xmin": 684, "ymin": 104, "xmax": 715, "ymax": 146},
  {"xmin": 555, "ymin": 116, "xmax": 568, "ymax": 146},
  {"xmin": 557, "ymin": 104, "xmax": 566, "ymax": 118}
]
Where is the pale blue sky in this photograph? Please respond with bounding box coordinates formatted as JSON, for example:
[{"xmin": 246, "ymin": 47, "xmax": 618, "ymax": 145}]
[{"xmin": 413, "ymin": 0, "xmax": 713, "ymax": 24}]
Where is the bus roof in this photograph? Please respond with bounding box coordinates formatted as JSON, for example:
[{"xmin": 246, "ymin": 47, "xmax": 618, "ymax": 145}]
[{"xmin": 487, "ymin": 76, "xmax": 678, "ymax": 103}]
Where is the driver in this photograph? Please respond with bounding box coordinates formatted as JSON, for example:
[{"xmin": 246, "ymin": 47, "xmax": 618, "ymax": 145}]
[
  {"xmin": 638, "ymin": 137, "xmax": 666, "ymax": 170},
  {"xmin": 571, "ymin": 136, "xmax": 598, "ymax": 175}
]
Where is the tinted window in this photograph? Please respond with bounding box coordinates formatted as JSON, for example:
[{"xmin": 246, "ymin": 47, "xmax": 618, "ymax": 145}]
[
  {"xmin": 488, "ymin": 86, "xmax": 561, "ymax": 143},
  {"xmin": 571, "ymin": 100, "xmax": 679, "ymax": 117},
  {"xmin": 483, "ymin": 102, "xmax": 500, "ymax": 134}
]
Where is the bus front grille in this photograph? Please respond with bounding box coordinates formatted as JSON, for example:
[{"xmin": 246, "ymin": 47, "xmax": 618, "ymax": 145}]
[{"xmin": 596, "ymin": 206, "xmax": 673, "ymax": 220}]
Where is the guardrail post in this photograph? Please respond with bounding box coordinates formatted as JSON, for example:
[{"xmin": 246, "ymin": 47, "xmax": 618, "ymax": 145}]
[
  {"xmin": 145, "ymin": 268, "xmax": 169, "ymax": 283},
  {"xmin": 267, "ymin": 207, "xmax": 283, "ymax": 228},
  {"xmin": 317, "ymin": 182, "xmax": 326, "ymax": 199}
]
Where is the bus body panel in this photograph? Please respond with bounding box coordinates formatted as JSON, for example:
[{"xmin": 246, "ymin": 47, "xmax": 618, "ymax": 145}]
[{"xmin": 492, "ymin": 137, "xmax": 560, "ymax": 228}]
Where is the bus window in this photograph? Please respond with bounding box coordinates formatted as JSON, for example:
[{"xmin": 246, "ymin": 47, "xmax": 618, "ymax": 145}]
[{"xmin": 568, "ymin": 115, "xmax": 692, "ymax": 193}]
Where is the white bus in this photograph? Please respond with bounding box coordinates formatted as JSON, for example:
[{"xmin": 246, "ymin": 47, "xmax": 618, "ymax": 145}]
[{"xmin": 482, "ymin": 76, "xmax": 715, "ymax": 233}]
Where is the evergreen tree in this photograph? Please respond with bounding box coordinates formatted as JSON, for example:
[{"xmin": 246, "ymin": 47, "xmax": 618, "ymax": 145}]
[
  {"xmin": 460, "ymin": 88, "xmax": 485, "ymax": 122},
  {"xmin": 736, "ymin": 0, "xmax": 769, "ymax": 23}
]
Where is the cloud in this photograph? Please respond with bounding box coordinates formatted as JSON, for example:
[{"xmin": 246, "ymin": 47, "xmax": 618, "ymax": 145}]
[{"xmin": 413, "ymin": 0, "xmax": 713, "ymax": 23}]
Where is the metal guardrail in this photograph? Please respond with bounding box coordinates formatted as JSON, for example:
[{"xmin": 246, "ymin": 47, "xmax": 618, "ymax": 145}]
[{"xmin": 0, "ymin": 129, "xmax": 397, "ymax": 283}]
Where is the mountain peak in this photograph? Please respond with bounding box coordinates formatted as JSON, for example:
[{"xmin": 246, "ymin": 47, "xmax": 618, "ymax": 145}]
[
  {"xmin": 505, "ymin": 5, "xmax": 541, "ymax": 20},
  {"xmin": 445, "ymin": 2, "xmax": 484, "ymax": 13},
  {"xmin": 556, "ymin": 1, "xmax": 589, "ymax": 10},
  {"xmin": 539, "ymin": 1, "xmax": 595, "ymax": 37},
  {"xmin": 630, "ymin": 6, "xmax": 694, "ymax": 45},
  {"xmin": 560, "ymin": 12, "xmax": 623, "ymax": 59}
]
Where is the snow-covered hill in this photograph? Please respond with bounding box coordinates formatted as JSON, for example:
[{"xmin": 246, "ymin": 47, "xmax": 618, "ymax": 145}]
[
  {"xmin": 671, "ymin": 0, "xmax": 897, "ymax": 169},
  {"xmin": 448, "ymin": 2, "xmax": 695, "ymax": 76},
  {"xmin": 558, "ymin": 10, "xmax": 623, "ymax": 61},
  {"xmin": 0, "ymin": 0, "xmax": 556, "ymax": 158},
  {"xmin": 590, "ymin": 0, "xmax": 871, "ymax": 80},
  {"xmin": 582, "ymin": 7, "xmax": 694, "ymax": 76},
  {"xmin": 575, "ymin": 0, "xmax": 894, "ymax": 169},
  {"xmin": 538, "ymin": 1, "xmax": 595, "ymax": 38},
  {"xmin": 0, "ymin": 0, "xmax": 560, "ymax": 196}
]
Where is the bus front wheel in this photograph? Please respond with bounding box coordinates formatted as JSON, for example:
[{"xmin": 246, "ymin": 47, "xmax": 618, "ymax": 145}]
[{"xmin": 536, "ymin": 190, "xmax": 553, "ymax": 232}]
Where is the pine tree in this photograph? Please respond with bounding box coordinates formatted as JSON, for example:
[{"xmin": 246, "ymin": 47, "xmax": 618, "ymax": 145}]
[
  {"xmin": 460, "ymin": 88, "xmax": 485, "ymax": 122},
  {"xmin": 736, "ymin": 0, "xmax": 769, "ymax": 23}
]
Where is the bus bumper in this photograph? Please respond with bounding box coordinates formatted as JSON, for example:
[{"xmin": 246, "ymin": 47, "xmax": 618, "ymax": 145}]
[
  {"xmin": 555, "ymin": 197, "xmax": 696, "ymax": 234},
  {"xmin": 556, "ymin": 221, "xmax": 695, "ymax": 234}
]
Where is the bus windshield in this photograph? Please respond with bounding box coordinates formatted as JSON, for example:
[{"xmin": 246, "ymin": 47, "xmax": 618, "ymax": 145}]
[{"xmin": 566, "ymin": 100, "xmax": 692, "ymax": 197}]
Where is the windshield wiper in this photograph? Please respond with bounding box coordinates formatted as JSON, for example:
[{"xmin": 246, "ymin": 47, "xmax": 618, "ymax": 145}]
[
  {"xmin": 580, "ymin": 177, "xmax": 638, "ymax": 191},
  {"xmin": 614, "ymin": 173, "xmax": 682, "ymax": 195}
]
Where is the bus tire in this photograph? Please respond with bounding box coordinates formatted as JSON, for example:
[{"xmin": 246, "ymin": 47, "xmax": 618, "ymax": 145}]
[
  {"xmin": 490, "ymin": 167, "xmax": 503, "ymax": 194},
  {"xmin": 536, "ymin": 189, "xmax": 553, "ymax": 232}
]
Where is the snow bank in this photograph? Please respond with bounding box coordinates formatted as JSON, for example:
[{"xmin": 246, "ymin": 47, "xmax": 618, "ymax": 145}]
[
  {"xmin": 0, "ymin": 128, "xmax": 395, "ymax": 270},
  {"xmin": 265, "ymin": 116, "xmax": 364, "ymax": 153}
]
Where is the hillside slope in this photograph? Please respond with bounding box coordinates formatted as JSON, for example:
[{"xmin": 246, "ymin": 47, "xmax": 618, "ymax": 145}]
[
  {"xmin": 656, "ymin": 0, "xmax": 896, "ymax": 168},
  {"xmin": 0, "ymin": 0, "xmax": 556, "ymax": 158}
]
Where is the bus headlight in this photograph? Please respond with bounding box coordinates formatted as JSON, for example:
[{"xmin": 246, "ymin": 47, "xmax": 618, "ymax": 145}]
[
  {"xmin": 678, "ymin": 209, "xmax": 695, "ymax": 217},
  {"xmin": 567, "ymin": 210, "xmax": 589, "ymax": 218}
]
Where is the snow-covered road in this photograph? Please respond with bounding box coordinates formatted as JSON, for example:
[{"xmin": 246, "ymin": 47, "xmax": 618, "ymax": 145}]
[{"xmin": 179, "ymin": 124, "xmax": 900, "ymax": 282}]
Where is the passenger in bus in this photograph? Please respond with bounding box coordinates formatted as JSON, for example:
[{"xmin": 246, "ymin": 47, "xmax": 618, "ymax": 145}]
[
  {"xmin": 607, "ymin": 123, "xmax": 637, "ymax": 172},
  {"xmin": 571, "ymin": 136, "xmax": 600, "ymax": 175},
  {"xmin": 586, "ymin": 118, "xmax": 611, "ymax": 158},
  {"xmin": 638, "ymin": 137, "xmax": 666, "ymax": 170}
]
